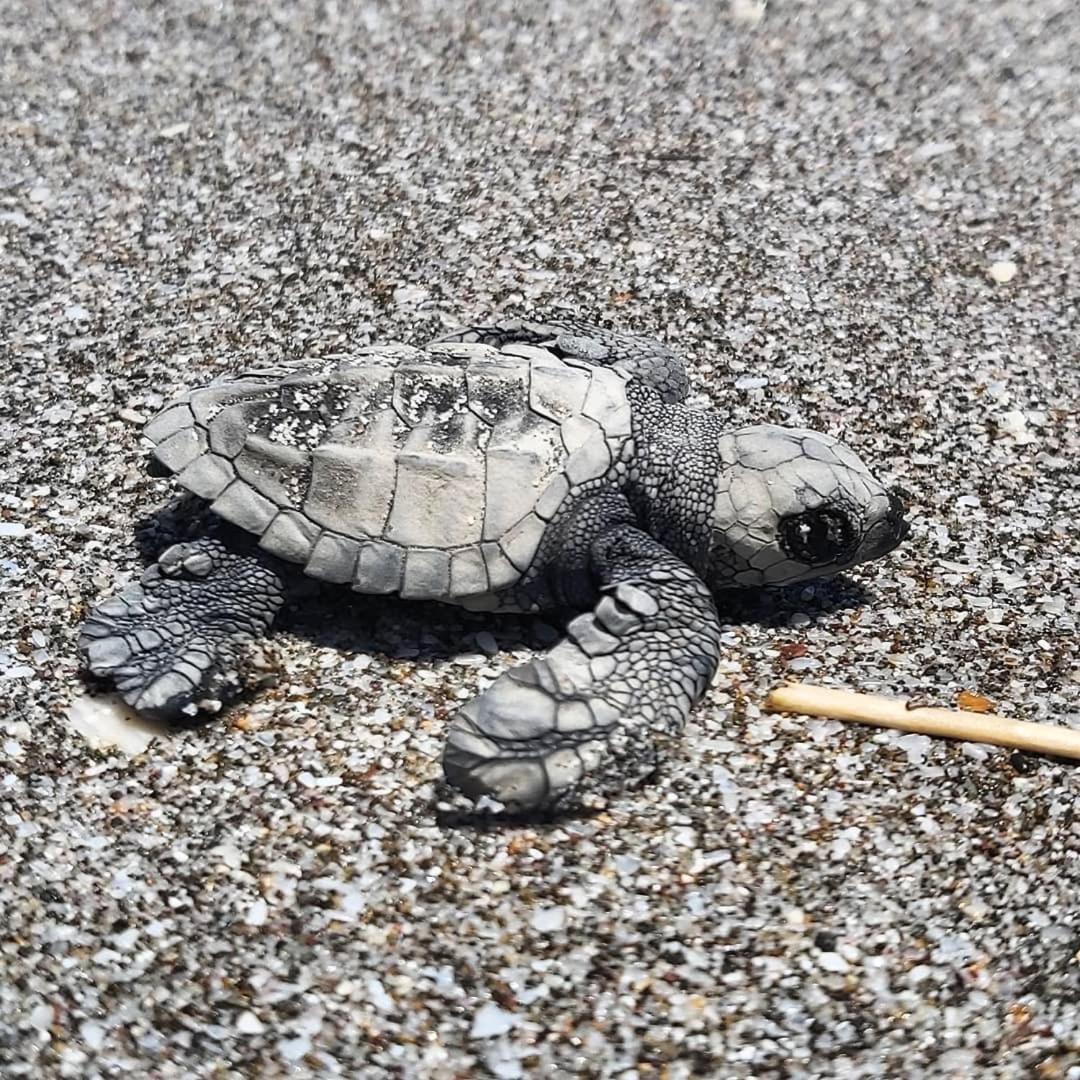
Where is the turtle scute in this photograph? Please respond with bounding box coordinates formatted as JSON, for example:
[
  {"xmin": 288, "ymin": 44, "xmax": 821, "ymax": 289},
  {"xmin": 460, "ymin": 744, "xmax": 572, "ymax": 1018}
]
[{"xmin": 143, "ymin": 345, "xmax": 632, "ymax": 603}]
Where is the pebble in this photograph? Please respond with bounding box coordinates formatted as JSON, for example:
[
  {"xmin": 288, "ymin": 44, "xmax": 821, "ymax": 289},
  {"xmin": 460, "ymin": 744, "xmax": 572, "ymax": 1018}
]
[
  {"xmin": 236, "ymin": 1012, "xmax": 265, "ymax": 1035},
  {"xmin": 367, "ymin": 978, "xmax": 394, "ymax": 1012},
  {"xmin": 79, "ymin": 1021, "xmax": 106, "ymax": 1051},
  {"xmin": 277, "ymin": 1036, "xmax": 311, "ymax": 1062},
  {"xmin": 730, "ymin": 0, "xmax": 767, "ymax": 28},
  {"xmin": 64, "ymin": 694, "xmax": 162, "ymax": 754},
  {"xmin": 244, "ymin": 899, "xmax": 269, "ymax": 927},
  {"xmin": 817, "ymin": 952, "xmax": 850, "ymax": 974},
  {"xmin": 530, "ymin": 906, "xmax": 567, "ymax": 933},
  {"xmin": 28, "ymin": 1004, "xmax": 53, "ymax": 1032},
  {"xmin": 988, "ymin": 260, "xmax": 1018, "ymax": 284},
  {"xmin": 470, "ymin": 1003, "xmax": 517, "ymax": 1039},
  {"xmin": 735, "ymin": 375, "xmax": 769, "ymax": 390}
]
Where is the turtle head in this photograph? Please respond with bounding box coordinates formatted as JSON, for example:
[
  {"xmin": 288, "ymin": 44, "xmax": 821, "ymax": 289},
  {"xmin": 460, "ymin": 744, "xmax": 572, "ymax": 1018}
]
[{"xmin": 706, "ymin": 425, "xmax": 909, "ymax": 589}]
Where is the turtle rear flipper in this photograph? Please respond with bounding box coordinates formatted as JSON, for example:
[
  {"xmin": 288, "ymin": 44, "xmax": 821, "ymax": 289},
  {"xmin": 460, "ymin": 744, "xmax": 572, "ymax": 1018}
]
[
  {"xmin": 442, "ymin": 527, "xmax": 723, "ymax": 809},
  {"xmin": 79, "ymin": 538, "xmax": 286, "ymax": 720}
]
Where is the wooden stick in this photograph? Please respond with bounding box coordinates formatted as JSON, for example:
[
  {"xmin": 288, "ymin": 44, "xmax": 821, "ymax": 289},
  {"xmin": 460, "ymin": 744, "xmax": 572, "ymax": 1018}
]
[{"xmin": 764, "ymin": 683, "xmax": 1080, "ymax": 761}]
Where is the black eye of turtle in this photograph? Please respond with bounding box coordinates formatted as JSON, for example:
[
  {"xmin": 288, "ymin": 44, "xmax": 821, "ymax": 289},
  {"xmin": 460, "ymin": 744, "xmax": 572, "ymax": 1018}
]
[{"xmin": 779, "ymin": 507, "xmax": 857, "ymax": 565}]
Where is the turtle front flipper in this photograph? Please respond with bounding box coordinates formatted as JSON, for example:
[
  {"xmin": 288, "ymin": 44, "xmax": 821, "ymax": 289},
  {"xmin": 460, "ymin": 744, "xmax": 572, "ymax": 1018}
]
[
  {"xmin": 432, "ymin": 314, "xmax": 689, "ymax": 403},
  {"xmin": 442, "ymin": 528, "xmax": 722, "ymax": 810},
  {"xmin": 78, "ymin": 537, "xmax": 286, "ymax": 719}
]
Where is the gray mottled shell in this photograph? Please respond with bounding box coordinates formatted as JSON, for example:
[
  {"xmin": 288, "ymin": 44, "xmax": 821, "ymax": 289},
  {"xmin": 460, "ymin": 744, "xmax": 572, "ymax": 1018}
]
[{"xmin": 145, "ymin": 343, "xmax": 632, "ymax": 601}]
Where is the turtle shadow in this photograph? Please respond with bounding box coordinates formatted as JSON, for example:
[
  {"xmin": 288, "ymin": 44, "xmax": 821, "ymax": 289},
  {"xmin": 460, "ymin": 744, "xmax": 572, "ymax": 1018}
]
[
  {"xmin": 430, "ymin": 786, "xmax": 607, "ymax": 831},
  {"xmin": 282, "ymin": 595, "xmax": 552, "ymax": 662},
  {"xmin": 133, "ymin": 492, "xmax": 223, "ymax": 557},
  {"xmin": 132, "ymin": 496, "xmax": 879, "ymax": 666},
  {"xmin": 131, "ymin": 496, "xmax": 561, "ymax": 668},
  {"xmin": 714, "ymin": 574, "xmax": 874, "ymax": 629}
]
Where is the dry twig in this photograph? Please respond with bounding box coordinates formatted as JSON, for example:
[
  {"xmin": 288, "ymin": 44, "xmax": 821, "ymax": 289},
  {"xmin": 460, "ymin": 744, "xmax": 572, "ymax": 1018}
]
[{"xmin": 765, "ymin": 683, "xmax": 1080, "ymax": 761}]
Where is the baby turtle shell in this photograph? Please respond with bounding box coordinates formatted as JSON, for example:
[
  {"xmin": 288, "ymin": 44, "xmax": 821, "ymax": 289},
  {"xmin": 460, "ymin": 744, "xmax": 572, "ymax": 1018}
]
[{"xmin": 143, "ymin": 343, "xmax": 633, "ymax": 603}]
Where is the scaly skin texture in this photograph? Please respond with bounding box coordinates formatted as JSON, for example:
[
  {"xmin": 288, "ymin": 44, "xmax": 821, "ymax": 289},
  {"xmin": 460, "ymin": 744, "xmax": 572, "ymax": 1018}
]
[
  {"xmin": 443, "ymin": 514, "xmax": 723, "ymax": 809},
  {"xmin": 80, "ymin": 317, "xmax": 907, "ymax": 810},
  {"xmin": 622, "ymin": 382, "xmax": 723, "ymax": 573},
  {"xmin": 79, "ymin": 537, "xmax": 286, "ymax": 719}
]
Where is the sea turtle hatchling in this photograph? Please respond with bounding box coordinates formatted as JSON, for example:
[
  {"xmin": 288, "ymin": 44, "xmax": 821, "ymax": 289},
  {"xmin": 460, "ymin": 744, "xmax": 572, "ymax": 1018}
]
[{"xmin": 79, "ymin": 317, "xmax": 909, "ymax": 810}]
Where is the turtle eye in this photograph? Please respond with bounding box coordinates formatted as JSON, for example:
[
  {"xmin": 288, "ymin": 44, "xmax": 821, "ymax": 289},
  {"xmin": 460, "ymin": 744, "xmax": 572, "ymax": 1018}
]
[{"xmin": 779, "ymin": 507, "xmax": 857, "ymax": 565}]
